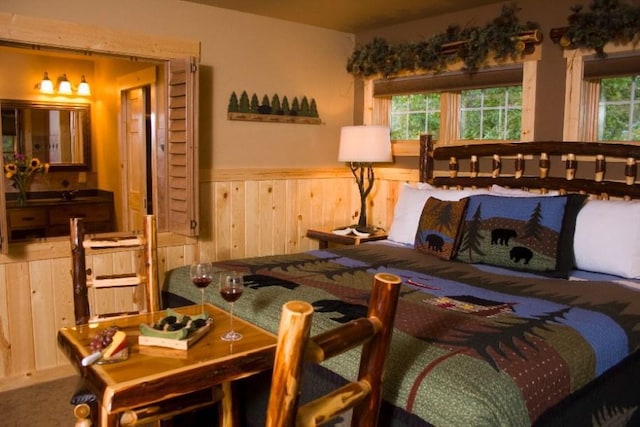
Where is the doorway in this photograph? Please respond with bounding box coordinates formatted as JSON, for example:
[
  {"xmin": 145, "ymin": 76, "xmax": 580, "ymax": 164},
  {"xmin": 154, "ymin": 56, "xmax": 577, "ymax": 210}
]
[{"xmin": 119, "ymin": 66, "xmax": 157, "ymax": 231}]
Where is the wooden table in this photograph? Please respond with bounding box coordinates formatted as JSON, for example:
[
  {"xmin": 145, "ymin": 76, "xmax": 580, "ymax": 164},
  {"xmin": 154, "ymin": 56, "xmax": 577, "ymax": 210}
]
[
  {"xmin": 57, "ymin": 304, "xmax": 277, "ymax": 427},
  {"xmin": 306, "ymin": 228, "xmax": 388, "ymax": 249}
]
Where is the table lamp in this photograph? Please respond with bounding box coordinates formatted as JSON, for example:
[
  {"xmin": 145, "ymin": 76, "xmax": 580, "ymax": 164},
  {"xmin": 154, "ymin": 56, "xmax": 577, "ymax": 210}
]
[{"xmin": 338, "ymin": 125, "xmax": 392, "ymax": 233}]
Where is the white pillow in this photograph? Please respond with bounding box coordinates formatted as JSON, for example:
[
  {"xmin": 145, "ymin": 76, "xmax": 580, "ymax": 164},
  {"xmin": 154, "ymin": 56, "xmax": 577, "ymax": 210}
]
[
  {"xmin": 490, "ymin": 184, "xmax": 560, "ymax": 197},
  {"xmin": 387, "ymin": 184, "xmax": 490, "ymax": 245},
  {"xmin": 574, "ymin": 200, "xmax": 640, "ymax": 279}
]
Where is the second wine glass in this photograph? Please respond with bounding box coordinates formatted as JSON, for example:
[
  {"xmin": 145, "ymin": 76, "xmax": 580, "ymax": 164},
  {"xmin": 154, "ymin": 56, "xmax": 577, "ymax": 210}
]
[
  {"xmin": 220, "ymin": 271, "xmax": 244, "ymax": 341},
  {"xmin": 190, "ymin": 263, "xmax": 213, "ymax": 315}
]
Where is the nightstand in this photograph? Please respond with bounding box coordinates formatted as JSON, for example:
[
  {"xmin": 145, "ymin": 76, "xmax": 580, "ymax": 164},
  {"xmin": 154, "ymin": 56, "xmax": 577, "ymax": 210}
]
[{"xmin": 306, "ymin": 228, "xmax": 388, "ymax": 249}]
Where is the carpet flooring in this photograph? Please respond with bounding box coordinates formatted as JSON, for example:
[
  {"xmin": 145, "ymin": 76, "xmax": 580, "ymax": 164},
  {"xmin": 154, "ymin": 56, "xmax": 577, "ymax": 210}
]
[
  {"xmin": 0, "ymin": 375, "xmax": 221, "ymax": 427},
  {"xmin": 0, "ymin": 375, "xmax": 78, "ymax": 427}
]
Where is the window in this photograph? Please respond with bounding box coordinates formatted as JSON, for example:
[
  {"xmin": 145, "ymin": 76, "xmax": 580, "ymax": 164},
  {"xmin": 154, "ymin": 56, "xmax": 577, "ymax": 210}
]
[
  {"xmin": 598, "ymin": 75, "xmax": 640, "ymax": 141},
  {"xmin": 388, "ymin": 85, "xmax": 523, "ymax": 144},
  {"xmin": 390, "ymin": 93, "xmax": 440, "ymax": 140},
  {"xmin": 460, "ymin": 86, "xmax": 522, "ymax": 140},
  {"xmin": 372, "ymin": 61, "xmax": 536, "ymax": 145}
]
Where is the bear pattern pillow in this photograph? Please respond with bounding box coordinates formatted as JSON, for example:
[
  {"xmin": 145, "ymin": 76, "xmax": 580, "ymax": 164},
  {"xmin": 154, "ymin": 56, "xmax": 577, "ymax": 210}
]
[
  {"xmin": 456, "ymin": 195, "xmax": 569, "ymax": 274},
  {"xmin": 387, "ymin": 183, "xmax": 490, "ymax": 245},
  {"xmin": 415, "ymin": 197, "xmax": 469, "ymax": 260}
]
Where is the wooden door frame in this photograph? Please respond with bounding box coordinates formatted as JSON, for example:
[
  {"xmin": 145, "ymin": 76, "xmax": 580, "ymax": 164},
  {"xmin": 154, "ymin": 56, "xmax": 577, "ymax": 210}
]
[{"xmin": 117, "ymin": 68, "xmax": 157, "ymax": 231}]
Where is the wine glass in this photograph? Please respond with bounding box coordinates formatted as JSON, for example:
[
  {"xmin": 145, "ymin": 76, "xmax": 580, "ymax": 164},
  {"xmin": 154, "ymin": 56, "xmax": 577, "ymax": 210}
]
[
  {"xmin": 219, "ymin": 271, "xmax": 244, "ymax": 341},
  {"xmin": 190, "ymin": 263, "xmax": 213, "ymax": 314}
]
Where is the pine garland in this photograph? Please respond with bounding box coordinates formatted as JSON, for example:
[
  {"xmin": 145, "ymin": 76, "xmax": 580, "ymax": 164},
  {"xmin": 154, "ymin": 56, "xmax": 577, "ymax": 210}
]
[
  {"xmin": 562, "ymin": 0, "xmax": 640, "ymax": 57},
  {"xmin": 346, "ymin": 3, "xmax": 540, "ymax": 78}
]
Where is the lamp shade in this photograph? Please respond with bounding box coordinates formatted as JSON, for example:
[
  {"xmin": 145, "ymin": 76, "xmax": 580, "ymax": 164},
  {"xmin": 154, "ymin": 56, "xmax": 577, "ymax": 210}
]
[
  {"xmin": 39, "ymin": 72, "xmax": 54, "ymax": 94},
  {"xmin": 338, "ymin": 125, "xmax": 392, "ymax": 163},
  {"xmin": 77, "ymin": 75, "xmax": 91, "ymax": 96},
  {"xmin": 58, "ymin": 74, "xmax": 72, "ymax": 95}
]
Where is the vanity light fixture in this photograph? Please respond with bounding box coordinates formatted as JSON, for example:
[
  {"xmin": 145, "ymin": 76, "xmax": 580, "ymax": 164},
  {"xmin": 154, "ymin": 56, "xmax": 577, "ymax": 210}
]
[
  {"xmin": 77, "ymin": 75, "xmax": 91, "ymax": 96},
  {"xmin": 58, "ymin": 74, "xmax": 72, "ymax": 95},
  {"xmin": 35, "ymin": 72, "xmax": 92, "ymax": 96},
  {"xmin": 37, "ymin": 72, "xmax": 55, "ymax": 94}
]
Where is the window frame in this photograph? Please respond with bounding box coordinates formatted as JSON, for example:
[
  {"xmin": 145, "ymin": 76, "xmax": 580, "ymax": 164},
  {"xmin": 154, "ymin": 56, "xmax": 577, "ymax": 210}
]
[
  {"xmin": 363, "ymin": 57, "xmax": 539, "ymax": 148},
  {"xmin": 563, "ymin": 44, "xmax": 640, "ymax": 143}
]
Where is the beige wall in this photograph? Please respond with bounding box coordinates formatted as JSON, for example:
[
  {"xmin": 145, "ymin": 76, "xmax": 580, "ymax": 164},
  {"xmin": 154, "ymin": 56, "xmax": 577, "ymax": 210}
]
[{"xmin": 1, "ymin": 0, "xmax": 356, "ymax": 169}]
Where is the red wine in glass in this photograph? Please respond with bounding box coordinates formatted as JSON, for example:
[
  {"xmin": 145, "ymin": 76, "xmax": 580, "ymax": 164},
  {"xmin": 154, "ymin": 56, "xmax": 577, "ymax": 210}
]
[
  {"xmin": 220, "ymin": 272, "xmax": 244, "ymax": 341},
  {"xmin": 220, "ymin": 286, "xmax": 243, "ymax": 302},
  {"xmin": 193, "ymin": 277, "xmax": 212, "ymax": 289},
  {"xmin": 190, "ymin": 263, "xmax": 213, "ymax": 314}
]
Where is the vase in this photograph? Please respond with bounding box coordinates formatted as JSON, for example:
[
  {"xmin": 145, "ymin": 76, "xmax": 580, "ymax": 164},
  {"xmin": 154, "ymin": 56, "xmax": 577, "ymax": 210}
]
[
  {"xmin": 12, "ymin": 176, "xmax": 29, "ymax": 206},
  {"xmin": 16, "ymin": 191, "xmax": 27, "ymax": 206}
]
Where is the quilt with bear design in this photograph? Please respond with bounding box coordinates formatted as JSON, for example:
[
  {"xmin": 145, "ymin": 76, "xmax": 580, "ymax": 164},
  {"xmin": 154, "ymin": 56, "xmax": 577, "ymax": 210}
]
[{"xmin": 163, "ymin": 243, "xmax": 640, "ymax": 426}]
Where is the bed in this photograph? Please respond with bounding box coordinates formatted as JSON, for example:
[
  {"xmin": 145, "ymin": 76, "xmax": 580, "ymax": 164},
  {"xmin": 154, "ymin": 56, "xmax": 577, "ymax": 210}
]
[{"xmin": 163, "ymin": 135, "xmax": 640, "ymax": 426}]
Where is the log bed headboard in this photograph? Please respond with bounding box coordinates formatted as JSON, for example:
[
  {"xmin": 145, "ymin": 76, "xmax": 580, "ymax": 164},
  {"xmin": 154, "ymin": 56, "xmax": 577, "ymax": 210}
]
[{"xmin": 418, "ymin": 134, "xmax": 640, "ymax": 200}]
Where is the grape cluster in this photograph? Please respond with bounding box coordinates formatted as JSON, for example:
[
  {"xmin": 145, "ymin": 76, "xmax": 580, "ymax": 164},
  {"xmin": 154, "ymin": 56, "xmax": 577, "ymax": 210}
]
[{"xmin": 89, "ymin": 326, "xmax": 119, "ymax": 352}]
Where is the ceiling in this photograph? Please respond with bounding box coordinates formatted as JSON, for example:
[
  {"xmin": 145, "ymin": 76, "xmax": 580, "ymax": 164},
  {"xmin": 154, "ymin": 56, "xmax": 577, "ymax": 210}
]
[{"xmin": 181, "ymin": 0, "xmax": 507, "ymax": 33}]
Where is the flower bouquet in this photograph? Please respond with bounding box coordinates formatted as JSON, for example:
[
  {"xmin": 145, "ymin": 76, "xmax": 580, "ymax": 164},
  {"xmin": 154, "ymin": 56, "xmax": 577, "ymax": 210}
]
[{"xmin": 4, "ymin": 153, "xmax": 49, "ymax": 205}]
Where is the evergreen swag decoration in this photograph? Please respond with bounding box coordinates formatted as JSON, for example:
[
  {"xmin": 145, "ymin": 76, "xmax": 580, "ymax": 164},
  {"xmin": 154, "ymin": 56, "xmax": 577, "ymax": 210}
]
[
  {"xmin": 346, "ymin": 2, "xmax": 540, "ymax": 78},
  {"xmin": 561, "ymin": 0, "xmax": 640, "ymax": 58}
]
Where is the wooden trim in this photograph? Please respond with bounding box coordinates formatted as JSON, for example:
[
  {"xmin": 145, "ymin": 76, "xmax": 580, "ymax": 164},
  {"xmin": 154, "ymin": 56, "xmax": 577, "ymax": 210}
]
[
  {"xmin": 203, "ymin": 168, "xmax": 351, "ymax": 182},
  {"xmin": 0, "ymin": 12, "xmax": 200, "ymax": 60},
  {"xmin": 521, "ymin": 60, "xmax": 537, "ymax": 141},
  {"xmin": 227, "ymin": 112, "xmax": 321, "ymax": 125},
  {"xmin": 392, "ymin": 140, "xmax": 420, "ymax": 157},
  {"xmin": 374, "ymin": 65, "xmax": 523, "ymax": 96},
  {"xmin": 201, "ymin": 166, "xmax": 418, "ymax": 183}
]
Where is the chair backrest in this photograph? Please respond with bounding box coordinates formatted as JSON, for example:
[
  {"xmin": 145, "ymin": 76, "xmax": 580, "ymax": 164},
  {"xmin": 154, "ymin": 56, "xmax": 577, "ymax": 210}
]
[
  {"xmin": 70, "ymin": 214, "xmax": 160, "ymax": 324},
  {"xmin": 266, "ymin": 272, "xmax": 402, "ymax": 427}
]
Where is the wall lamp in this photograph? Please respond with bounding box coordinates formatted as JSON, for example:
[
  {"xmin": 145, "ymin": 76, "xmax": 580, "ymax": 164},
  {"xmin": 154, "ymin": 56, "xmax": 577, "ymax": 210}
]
[
  {"xmin": 338, "ymin": 125, "xmax": 392, "ymax": 233},
  {"xmin": 36, "ymin": 72, "xmax": 91, "ymax": 96}
]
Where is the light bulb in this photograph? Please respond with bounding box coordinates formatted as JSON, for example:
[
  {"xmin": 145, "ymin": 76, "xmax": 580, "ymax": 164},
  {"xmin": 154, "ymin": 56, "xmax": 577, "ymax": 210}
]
[
  {"xmin": 39, "ymin": 72, "xmax": 54, "ymax": 94},
  {"xmin": 77, "ymin": 75, "xmax": 91, "ymax": 96},
  {"xmin": 58, "ymin": 74, "xmax": 72, "ymax": 95}
]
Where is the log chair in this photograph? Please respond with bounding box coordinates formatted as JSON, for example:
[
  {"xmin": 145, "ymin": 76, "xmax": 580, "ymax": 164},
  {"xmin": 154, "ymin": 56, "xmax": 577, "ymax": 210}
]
[{"xmin": 265, "ymin": 272, "xmax": 402, "ymax": 427}]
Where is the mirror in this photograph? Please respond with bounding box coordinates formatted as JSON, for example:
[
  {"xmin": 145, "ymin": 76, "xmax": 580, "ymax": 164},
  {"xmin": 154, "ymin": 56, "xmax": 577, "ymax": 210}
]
[{"xmin": 1, "ymin": 100, "xmax": 91, "ymax": 170}]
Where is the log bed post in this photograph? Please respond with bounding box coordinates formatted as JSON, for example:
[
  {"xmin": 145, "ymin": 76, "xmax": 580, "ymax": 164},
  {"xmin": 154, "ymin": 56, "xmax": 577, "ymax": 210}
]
[{"xmin": 419, "ymin": 134, "xmax": 433, "ymax": 183}]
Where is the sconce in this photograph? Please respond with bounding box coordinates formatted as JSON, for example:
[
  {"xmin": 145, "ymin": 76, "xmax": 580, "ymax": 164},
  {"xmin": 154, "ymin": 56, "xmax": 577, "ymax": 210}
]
[
  {"xmin": 37, "ymin": 72, "xmax": 54, "ymax": 94},
  {"xmin": 58, "ymin": 74, "xmax": 72, "ymax": 95},
  {"xmin": 77, "ymin": 75, "xmax": 91, "ymax": 96},
  {"xmin": 35, "ymin": 72, "xmax": 91, "ymax": 96}
]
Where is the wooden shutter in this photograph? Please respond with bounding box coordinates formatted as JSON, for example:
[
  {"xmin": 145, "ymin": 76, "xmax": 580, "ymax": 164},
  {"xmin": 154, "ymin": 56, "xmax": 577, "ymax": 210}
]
[{"xmin": 167, "ymin": 57, "xmax": 199, "ymax": 237}]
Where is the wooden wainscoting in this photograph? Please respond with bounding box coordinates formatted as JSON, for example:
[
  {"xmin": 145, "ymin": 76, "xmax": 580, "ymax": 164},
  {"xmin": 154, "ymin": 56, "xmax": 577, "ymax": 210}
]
[
  {"xmin": 0, "ymin": 167, "xmax": 418, "ymax": 387},
  {"xmin": 198, "ymin": 167, "xmax": 417, "ymax": 262},
  {"xmin": 0, "ymin": 233, "xmax": 197, "ymax": 389}
]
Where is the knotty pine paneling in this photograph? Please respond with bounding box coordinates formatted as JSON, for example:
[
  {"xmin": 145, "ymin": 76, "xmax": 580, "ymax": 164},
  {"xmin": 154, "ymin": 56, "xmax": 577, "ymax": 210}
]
[
  {"xmin": 0, "ymin": 171, "xmax": 416, "ymax": 387},
  {"xmin": 202, "ymin": 173, "xmax": 412, "ymax": 262},
  {"xmin": 0, "ymin": 235, "xmax": 196, "ymax": 389}
]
